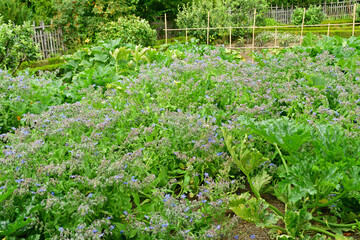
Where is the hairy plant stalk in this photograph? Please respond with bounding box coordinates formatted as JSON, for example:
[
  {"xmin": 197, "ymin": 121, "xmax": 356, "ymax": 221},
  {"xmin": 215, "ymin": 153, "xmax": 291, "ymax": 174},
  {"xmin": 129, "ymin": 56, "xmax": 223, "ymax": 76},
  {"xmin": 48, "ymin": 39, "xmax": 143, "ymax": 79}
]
[
  {"xmin": 312, "ymin": 217, "xmax": 357, "ymax": 228},
  {"xmin": 308, "ymin": 226, "xmax": 336, "ymax": 238},
  {"xmin": 308, "ymin": 191, "xmax": 347, "ymax": 208},
  {"xmin": 247, "ymin": 175, "xmax": 284, "ymax": 217}
]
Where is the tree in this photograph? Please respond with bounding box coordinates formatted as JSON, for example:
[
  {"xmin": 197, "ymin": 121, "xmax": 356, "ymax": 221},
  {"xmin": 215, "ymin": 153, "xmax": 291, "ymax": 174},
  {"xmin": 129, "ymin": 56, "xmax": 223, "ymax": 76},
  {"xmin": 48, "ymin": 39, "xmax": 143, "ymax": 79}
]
[
  {"xmin": 0, "ymin": 17, "xmax": 41, "ymax": 74},
  {"xmin": 135, "ymin": 0, "xmax": 192, "ymax": 21}
]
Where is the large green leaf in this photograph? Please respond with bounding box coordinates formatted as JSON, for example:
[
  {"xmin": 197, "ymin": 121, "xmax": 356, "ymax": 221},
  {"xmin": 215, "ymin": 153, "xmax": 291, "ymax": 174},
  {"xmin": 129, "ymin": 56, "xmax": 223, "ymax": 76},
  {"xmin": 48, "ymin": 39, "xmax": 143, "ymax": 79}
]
[
  {"xmin": 229, "ymin": 192, "xmax": 280, "ymax": 228},
  {"xmin": 0, "ymin": 186, "xmax": 16, "ymax": 203},
  {"xmin": 223, "ymin": 129, "xmax": 268, "ymax": 176},
  {"xmin": 240, "ymin": 117, "xmax": 311, "ymax": 155},
  {"xmin": 284, "ymin": 208, "xmax": 312, "ymax": 237}
]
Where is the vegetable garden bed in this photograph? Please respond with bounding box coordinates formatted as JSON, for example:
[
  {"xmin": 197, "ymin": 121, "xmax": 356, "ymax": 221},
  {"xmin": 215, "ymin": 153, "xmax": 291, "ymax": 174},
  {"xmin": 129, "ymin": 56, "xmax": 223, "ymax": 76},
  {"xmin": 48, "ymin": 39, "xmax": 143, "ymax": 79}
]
[{"xmin": 1, "ymin": 37, "xmax": 360, "ymax": 239}]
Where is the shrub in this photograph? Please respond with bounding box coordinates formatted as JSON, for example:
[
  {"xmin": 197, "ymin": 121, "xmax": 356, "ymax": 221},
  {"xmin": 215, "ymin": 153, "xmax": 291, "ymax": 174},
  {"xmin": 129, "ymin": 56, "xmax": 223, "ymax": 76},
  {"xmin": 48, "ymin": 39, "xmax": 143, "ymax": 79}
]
[
  {"xmin": 176, "ymin": 0, "xmax": 268, "ymax": 42},
  {"xmin": 52, "ymin": 0, "xmax": 137, "ymax": 46},
  {"xmin": 0, "ymin": 0, "xmax": 33, "ymax": 24},
  {"xmin": 357, "ymin": 6, "xmax": 360, "ymax": 20},
  {"xmin": 96, "ymin": 15, "xmax": 157, "ymax": 47},
  {"xmin": 0, "ymin": 18, "xmax": 41, "ymax": 74},
  {"xmin": 291, "ymin": 5, "xmax": 325, "ymax": 25}
]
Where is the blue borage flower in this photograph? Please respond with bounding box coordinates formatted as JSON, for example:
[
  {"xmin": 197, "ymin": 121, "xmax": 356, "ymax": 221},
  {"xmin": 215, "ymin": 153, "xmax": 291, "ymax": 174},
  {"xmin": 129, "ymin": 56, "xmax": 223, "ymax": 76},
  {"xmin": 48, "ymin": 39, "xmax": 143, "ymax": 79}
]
[
  {"xmin": 163, "ymin": 194, "xmax": 171, "ymax": 202},
  {"xmin": 15, "ymin": 179, "xmax": 25, "ymax": 183}
]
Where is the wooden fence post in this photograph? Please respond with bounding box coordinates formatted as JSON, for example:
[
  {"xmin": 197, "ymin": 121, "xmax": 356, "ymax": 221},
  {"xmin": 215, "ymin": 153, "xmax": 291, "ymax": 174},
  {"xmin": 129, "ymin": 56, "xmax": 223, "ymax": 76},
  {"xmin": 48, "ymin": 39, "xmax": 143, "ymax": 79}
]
[
  {"xmin": 252, "ymin": 9, "xmax": 256, "ymax": 52},
  {"xmin": 252, "ymin": 9, "xmax": 256, "ymax": 64},
  {"xmin": 229, "ymin": 26, "xmax": 232, "ymax": 48},
  {"xmin": 300, "ymin": 8, "xmax": 306, "ymax": 45},
  {"xmin": 327, "ymin": 23, "xmax": 331, "ymax": 36},
  {"xmin": 207, "ymin": 11, "xmax": 210, "ymax": 45},
  {"xmin": 41, "ymin": 21, "xmax": 48, "ymax": 59},
  {"xmin": 274, "ymin": 25, "xmax": 278, "ymax": 47},
  {"xmin": 353, "ymin": 3, "xmax": 357, "ymax": 36},
  {"xmin": 165, "ymin": 13, "xmax": 168, "ymax": 44},
  {"xmin": 186, "ymin": 27, "xmax": 188, "ymax": 43}
]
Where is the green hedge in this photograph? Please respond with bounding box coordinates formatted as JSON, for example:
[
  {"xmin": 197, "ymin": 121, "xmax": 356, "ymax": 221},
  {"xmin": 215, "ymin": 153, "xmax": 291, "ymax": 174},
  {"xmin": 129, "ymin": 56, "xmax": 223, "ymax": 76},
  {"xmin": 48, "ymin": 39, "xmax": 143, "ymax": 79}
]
[
  {"xmin": 19, "ymin": 57, "xmax": 65, "ymax": 70},
  {"xmin": 256, "ymin": 25, "xmax": 360, "ymax": 38},
  {"xmin": 28, "ymin": 63, "xmax": 65, "ymax": 75},
  {"xmin": 321, "ymin": 19, "xmax": 355, "ymax": 24}
]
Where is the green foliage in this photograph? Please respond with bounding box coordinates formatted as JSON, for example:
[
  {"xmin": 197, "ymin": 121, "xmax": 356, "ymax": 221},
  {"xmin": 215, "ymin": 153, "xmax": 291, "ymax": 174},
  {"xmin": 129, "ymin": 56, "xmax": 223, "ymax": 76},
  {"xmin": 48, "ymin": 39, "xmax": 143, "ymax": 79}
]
[
  {"xmin": 252, "ymin": 30, "xmax": 301, "ymax": 47},
  {"xmin": 0, "ymin": 70, "xmax": 64, "ymax": 133},
  {"xmin": 244, "ymin": 117, "xmax": 311, "ymax": 154},
  {"xmin": 18, "ymin": 57, "xmax": 65, "ymax": 77},
  {"xmin": 0, "ymin": 187, "xmax": 35, "ymax": 237},
  {"xmin": 27, "ymin": 63, "xmax": 65, "ymax": 76},
  {"xmin": 229, "ymin": 192, "xmax": 280, "ymax": 227},
  {"xmin": 296, "ymin": 33, "xmax": 360, "ymax": 72},
  {"xmin": 277, "ymin": 32, "xmax": 301, "ymax": 46},
  {"xmin": 52, "ymin": 0, "xmax": 139, "ymax": 46},
  {"xmin": 0, "ymin": 0, "xmax": 56, "ymax": 24},
  {"xmin": 28, "ymin": 0, "xmax": 57, "ymax": 23},
  {"xmin": 176, "ymin": 0, "xmax": 268, "ymax": 42},
  {"xmin": 265, "ymin": 18, "xmax": 282, "ymax": 26},
  {"xmin": 96, "ymin": 15, "xmax": 157, "ymax": 47},
  {"xmin": 0, "ymin": 0, "xmax": 33, "ymax": 25},
  {"xmin": 0, "ymin": 18, "xmax": 41, "ymax": 74},
  {"xmin": 292, "ymin": 5, "xmax": 325, "ymax": 25},
  {"xmin": 256, "ymin": 31, "xmax": 273, "ymax": 46},
  {"xmin": 223, "ymin": 131, "xmax": 268, "ymax": 177},
  {"xmin": 135, "ymin": 0, "xmax": 191, "ymax": 21},
  {"xmin": 19, "ymin": 57, "xmax": 65, "ymax": 70},
  {"xmin": 2, "ymin": 33, "xmax": 360, "ymax": 239},
  {"xmin": 226, "ymin": 117, "xmax": 360, "ymax": 238}
]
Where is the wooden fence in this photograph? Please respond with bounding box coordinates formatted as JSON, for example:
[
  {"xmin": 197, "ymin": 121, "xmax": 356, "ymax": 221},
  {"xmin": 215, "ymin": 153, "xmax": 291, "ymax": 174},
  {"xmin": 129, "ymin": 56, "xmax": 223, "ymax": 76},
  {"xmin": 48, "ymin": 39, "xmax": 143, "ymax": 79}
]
[
  {"xmin": 267, "ymin": 0, "xmax": 360, "ymax": 24},
  {"xmin": 32, "ymin": 21, "xmax": 66, "ymax": 59}
]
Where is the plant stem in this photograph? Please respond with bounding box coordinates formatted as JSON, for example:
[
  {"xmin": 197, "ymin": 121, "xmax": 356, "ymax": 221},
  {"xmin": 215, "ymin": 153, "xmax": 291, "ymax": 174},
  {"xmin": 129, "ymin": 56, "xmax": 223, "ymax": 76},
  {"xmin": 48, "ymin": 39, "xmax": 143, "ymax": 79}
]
[
  {"xmin": 312, "ymin": 217, "xmax": 358, "ymax": 228},
  {"xmin": 275, "ymin": 144, "xmax": 288, "ymax": 174},
  {"xmin": 308, "ymin": 191, "xmax": 347, "ymax": 208},
  {"xmin": 246, "ymin": 174, "xmax": 284, "ymax": 217},
  {"xmin": 268, "ymin": 204, "xmax": 284, "ymax": 217},
  {"xmin": 308, "ymin": 226, "xmax": 336, "ymax": 238},
  {"xmin": 274, "ymin": 144, "xmax": 291, "ymax": 200}
]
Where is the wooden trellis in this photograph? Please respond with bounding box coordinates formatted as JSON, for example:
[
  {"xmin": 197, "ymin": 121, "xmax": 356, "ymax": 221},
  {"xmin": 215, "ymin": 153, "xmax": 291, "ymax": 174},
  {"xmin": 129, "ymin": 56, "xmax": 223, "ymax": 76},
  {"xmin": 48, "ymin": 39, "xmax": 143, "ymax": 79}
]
[{"xmin": 164, "ymin": 5, "xmax": 359, "ymax": 51}]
